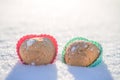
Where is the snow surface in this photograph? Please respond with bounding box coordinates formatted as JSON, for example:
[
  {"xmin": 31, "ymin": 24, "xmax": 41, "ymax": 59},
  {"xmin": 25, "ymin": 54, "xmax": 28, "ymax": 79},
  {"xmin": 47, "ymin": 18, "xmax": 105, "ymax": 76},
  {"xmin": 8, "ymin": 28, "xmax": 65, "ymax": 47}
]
[
  {"xmin": 5, "ymin": 61, "xmax": 113, "ymax": 80},
  {"xmin": 0, "ymin": 0, "xmax": 120, "ymax": 80}
]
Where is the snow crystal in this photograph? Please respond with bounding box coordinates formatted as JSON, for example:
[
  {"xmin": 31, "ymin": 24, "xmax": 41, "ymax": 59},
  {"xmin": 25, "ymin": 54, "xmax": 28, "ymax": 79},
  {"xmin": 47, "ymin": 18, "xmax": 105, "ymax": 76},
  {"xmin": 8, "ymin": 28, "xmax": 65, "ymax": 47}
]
[
  {"xmin": 90, "ymin": 47, "xmax": 94, "ymax": 51},
  {"xmin": 31, "ymin": 62, "xmax": 35, "ymax": 66},
  {"xmin": 26, "ymin": 39, "xmax": 36, "ymax": 48},
  {"xmin": 71, "ymin": 46, "xmax": 76, "ymax": 52},
  {"xmin": 84, "ymin": 44, "xmax": 88, "ymax": 48}
]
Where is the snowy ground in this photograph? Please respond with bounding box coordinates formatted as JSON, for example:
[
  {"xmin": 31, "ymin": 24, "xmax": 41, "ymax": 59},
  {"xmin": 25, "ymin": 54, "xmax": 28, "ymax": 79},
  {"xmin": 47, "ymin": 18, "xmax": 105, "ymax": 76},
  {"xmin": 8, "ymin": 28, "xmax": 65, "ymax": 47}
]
[{"xmin": 0, "ymin": 0, "xmax": 120, "ymax": 80}]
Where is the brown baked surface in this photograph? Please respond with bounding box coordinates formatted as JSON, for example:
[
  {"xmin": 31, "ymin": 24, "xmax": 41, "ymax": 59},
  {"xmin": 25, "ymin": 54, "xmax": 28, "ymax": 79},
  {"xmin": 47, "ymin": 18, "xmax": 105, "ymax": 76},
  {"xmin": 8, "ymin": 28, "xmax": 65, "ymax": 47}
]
[
  {"xmin": 19, "ymin": 37, "xmax": 55, "ymax": 65},
  {"xmin": 65, "ymin": 41, "xmax": 100, "ymax": 67}
]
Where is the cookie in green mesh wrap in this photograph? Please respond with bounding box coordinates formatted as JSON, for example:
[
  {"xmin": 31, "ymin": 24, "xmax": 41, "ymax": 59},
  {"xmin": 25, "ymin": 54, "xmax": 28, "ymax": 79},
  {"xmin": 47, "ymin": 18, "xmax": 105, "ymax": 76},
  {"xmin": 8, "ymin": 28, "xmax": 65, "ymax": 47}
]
[{"xmin": 62, "ymin": 37, "xmax": 103, "ymax": 67}]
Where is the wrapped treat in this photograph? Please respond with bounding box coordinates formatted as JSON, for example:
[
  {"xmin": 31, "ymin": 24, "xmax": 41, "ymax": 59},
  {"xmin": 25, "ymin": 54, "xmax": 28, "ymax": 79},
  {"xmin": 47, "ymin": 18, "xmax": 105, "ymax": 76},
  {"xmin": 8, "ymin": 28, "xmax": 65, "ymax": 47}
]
[
  {"xmin": 62, "ymin": 37, "xmax": 103, "ymax": 67},
  {"xmin": 16, "ymin": 34, "xmax": 58, "ymax": 65}
]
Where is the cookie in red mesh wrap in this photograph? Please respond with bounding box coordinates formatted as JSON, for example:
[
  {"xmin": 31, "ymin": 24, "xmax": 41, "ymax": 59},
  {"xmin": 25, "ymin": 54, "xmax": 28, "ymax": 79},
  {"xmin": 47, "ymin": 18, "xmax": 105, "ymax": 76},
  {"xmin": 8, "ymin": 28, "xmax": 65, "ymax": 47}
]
[{"xmin": 16, "ymin": 34, "xmax": 58, "ymax": 65}]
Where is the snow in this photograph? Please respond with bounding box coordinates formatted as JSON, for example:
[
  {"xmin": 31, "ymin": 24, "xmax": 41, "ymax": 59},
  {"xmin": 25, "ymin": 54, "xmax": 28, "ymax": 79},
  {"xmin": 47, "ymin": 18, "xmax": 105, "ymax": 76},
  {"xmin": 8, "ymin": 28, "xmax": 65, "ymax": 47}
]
[
  {"xmin": 26, "ymin": 39, "xmax": 36, "ymax": 48},
  {"xmin": 0, "ymin": 0, "xmax": 120, "ymax": 80},
  {"xmin": 31, "ymin": 62, "xmax": 35, "ymax": 66},
  {"xmin": 5, "ymin": 61, "xmax": 113, "ymax": 80},
  {"xmin": 84, "ymin": 44, "xmax": 88, "ymax": 48},
  {"xmin": 71, "ymin": 46, "xmax": 76, "ymax": 52},
  {"xmin": 90, "ymin": 47, "xmax": 94, "ymax": 51}
]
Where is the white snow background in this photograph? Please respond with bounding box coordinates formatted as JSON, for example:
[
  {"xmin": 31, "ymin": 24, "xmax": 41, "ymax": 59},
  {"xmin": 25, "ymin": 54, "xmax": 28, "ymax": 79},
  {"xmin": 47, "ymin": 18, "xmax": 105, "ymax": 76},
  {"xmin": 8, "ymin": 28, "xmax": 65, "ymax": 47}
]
[{"xmin": 0, "ymin": 0, "xmax": 120, "ymax": 80}]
